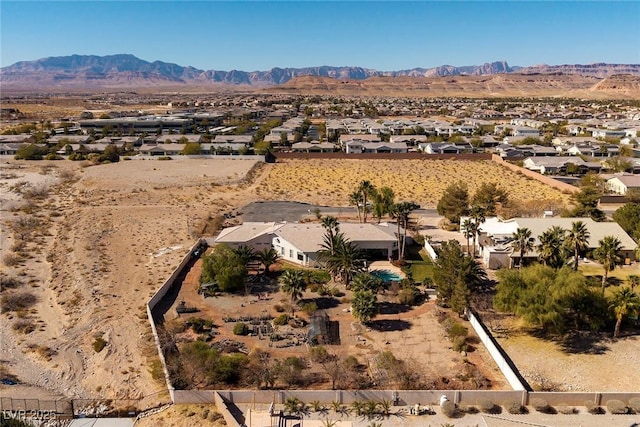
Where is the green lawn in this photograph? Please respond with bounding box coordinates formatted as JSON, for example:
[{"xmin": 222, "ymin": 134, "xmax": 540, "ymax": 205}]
[{"xmin": 406, "ymin": 248, "xmax": 435, "ymax": 284}]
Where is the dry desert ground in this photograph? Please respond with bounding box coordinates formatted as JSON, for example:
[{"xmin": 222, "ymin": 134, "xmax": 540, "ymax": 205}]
[{"xmin": 0, "ymin": 156, "xmax": 637, "ymax": 414}]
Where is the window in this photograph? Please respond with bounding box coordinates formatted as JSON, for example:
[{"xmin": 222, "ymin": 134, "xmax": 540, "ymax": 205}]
[
  {"xmin": 280, "ymin": 247, "xmax": 285, "ymax": 255},
  {"xmin": 289, "ymin": 249, "xmax": 293, "ymax": 258},
  {"xmin": 297, "ymin": 252, "xmax": 304, "ymax": 261}
]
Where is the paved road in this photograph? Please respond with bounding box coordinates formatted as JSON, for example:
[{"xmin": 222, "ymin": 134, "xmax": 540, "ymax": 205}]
[{"xmin": 241, "ymin": 201, "xmax": 439, "ymax": 223}]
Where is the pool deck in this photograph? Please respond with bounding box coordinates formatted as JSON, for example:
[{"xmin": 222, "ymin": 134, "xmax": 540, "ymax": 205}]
[{"xmin": 368, "ymin": 261, "xmax": 406, "ymax": 279}]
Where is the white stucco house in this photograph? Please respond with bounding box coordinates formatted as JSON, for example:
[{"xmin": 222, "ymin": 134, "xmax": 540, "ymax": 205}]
[
  {"xmin": 214, "ymin": 221, "xmax": 401, "ymax": 267},
  {"xmin": 607, "ymin": 174, "xmax": 640, "ymax": 195}
]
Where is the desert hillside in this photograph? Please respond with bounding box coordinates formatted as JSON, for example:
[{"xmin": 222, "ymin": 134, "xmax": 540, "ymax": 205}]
[{"xmin": 264, "ymin": 73, "xmax": 640, "ymax": 99}]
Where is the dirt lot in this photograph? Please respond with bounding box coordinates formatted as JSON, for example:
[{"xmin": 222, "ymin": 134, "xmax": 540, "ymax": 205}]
[{"xmin": 0, "ymin": 156, "xmax": 636, "ymax": 409}]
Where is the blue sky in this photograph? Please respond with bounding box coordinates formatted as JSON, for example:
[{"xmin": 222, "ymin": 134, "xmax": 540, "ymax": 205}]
[{"xmin": 1, "ymin": 1, "xmax": 638, "ymax": 71}]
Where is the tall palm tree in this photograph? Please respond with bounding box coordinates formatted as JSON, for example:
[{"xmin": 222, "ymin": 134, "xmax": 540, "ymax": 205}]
[
  {"xmin": 390, "ymin": 201, "xmax": 420, "ymax": 262},
  {"xmin": 358, "ymin": 180, "xmax": 376, "ymax": 223},
  {"xmin": 566, "ymin": 221, "xmax": 590, "ymax": 271},
  {"xmin": 537, "ymin": 226, "xmax": 566, "ymax": 268},
  {"xmin": 609, "ymin": 287, "xmax": 640, "ymax": 338},
  {"xmin": 594, "ymin": 236, "xmax": 623, "ymax": 295},
  {"xmin": 349, "ymin": 191, "xmax": 363, "ymax": 223},
  {"xmin": 462, "ymin": 219, "xmax": 473, "ymax": 256},
  {"xmin": 256, "ymin": 248, "xmax": 279, "ymax": 275},
  {"xmin": 511, "ymin": 227, "xmax": 534, "ymax": 269},
  {"xmin": 279, "ymin": 270, "xmax": 307, "ymax": 316},
  {"xmin": 469, "ymin": 205, "xmax": 486, "ymax": 258}
]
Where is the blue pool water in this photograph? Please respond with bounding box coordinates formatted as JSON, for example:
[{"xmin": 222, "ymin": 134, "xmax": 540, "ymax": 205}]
[{"xmin": 371, "ymin": 269, "xmax": 403, "ymax": 282}]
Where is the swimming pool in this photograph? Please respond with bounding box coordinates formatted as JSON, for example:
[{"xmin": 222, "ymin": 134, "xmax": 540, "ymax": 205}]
[{"xmin": 371, "ymin": 269, "xmax": 403, "ymax": 282}]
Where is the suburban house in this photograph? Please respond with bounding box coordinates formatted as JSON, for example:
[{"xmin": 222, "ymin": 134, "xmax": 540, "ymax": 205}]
[
  {"xmin": 474, "ymin": 217, "xmax": 636, "ymax": 269},
  {"xmin": 214, "ymin": 221, "xmax": 400, "ymax": 267},
  {"xmin": 213, "ymin": 135, "xmax": 253, "ymax": 145},
  {"xmin": 291, "ymin": 141, "xmax": 336, "ymax": 153},
  {"xmin": 566, "ymin": 142, "xmax": 620, "ymax": 157},
  {"xmin": 523, "ymin": 156, "xmax": 602, "ymax": 175},
  {"xmin": 390, "ymin": 135, "xmax": 428, "ymax": 146},
  {"xmin": 0, "ymin": 134, "xmax": 36, "ymax": 144},
  {"xmin": 591, "ymin": 129, "xmax": 627, "ymax": 139},
  {"xmin": 138, "ymin": 143, "xmax": 185, "ymax": 156},
  {"xmin": 200, "ymin": 143, "xmax": 247, "ymax": 155},
  {"xmin": 419, "ymin": 142, "xmax": 470, "ymax": 154},
  {"xmin": 345, "ymin": 141, "xmax": 408, "ymax": 154},
  {"xmin": 607, "ymin": 174, "xmax": 640, "ymax": 195}
]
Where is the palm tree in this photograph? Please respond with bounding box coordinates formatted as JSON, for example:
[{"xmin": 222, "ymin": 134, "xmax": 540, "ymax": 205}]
[
  {"xmin": 320, "ymin": 215, "xmax": 340, "ymax": 255},
  {"xmin": 234, "ymin": 245, "xmax": 257, "ymax": 265},
  {"xmin": 628, "ymin": 274, "xmax": 640, "ymax": 291},
  {"xmin": 256, "ymin": 248, "xmax": 279, "ymax": 275},
  {"xmin": 594, "ymin": 236, "xmax": 623, "ymax": 295},
  {"xmin": 511, "ymin": 227, "xmax": 534, "ymax": 269},
  {"xmin": 609, "ymin": 287, "xmax": 640, "ymax": 338},
  {"xmin": 469, "ymin": 205, "xmax": 486, "ymax": 257},
  {"xmin": 279, "ymin": 270, "xmax": 307, "ymax": 316},
  {"xmin": 351, "ymin": 290, "xmax": 378, "ymax": 323},
  {"xmin": 537, "ymin": 226, "xmax": 566, "ymax": 268},
  {"xmin": 566, "ymin": 220, "xmax": 590, "ymax": 271},
  {"xmin": 390, "ymin": 201, "xmax": 420, "ymax": 262},
  {"xmin": 358, "ymin": 180, "xmax": 376, "ymax": 223},
  {"xmin": 329, "ymin": 237, "xmax": 365, "ymax": 288},
  {"xmin": 349, "ymin": 191, "xmax": 363, "ymax": 223},
  {"xmin": 462, "ymin": 219, "xmax": 473, "ymax": 256}
]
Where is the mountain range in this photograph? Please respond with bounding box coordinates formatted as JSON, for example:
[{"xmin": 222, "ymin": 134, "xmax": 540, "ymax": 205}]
[{"xmin": 2, "ymin": 54, "xmax": 639, "ymax": 90}]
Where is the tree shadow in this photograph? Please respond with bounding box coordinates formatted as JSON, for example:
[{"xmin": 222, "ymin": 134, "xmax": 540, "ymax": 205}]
[
  {"xmin": 530, "ymin": 329, "xmax": 611, "ymax": 355},
  {"xmin": 367, "ymin": 319, "xmax": 412, "ymax": 331},
  {"xmin": 378, "ymin": 301, "xmax": 412, "ymax": 315},
  {"xmin": 312, "ymin": 297, "xmax": 340, "ymax": 310}
]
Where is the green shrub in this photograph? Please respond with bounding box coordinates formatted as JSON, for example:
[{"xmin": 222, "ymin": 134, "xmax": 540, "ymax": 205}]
[
  {"xmin": 93, "ymin": 337, "xmax": 107, "ymax": 353},
  {"xmin": 530, "ymin": 398, "xmax": 551, "ymax": 413},
  {"xmin": 441, "ymin": 401, "xmax": 457, "ymax": 418},
  {"xmin": 628, "ymin": 397, "xmax": 640, "ymax": 413},
  {"xmin": 606, "ymin": 400, "xmax": 627, "ymax": 414},
  {"xmin": 504, "ymin": 399, "xmax": 525, "ymax": 414},
  {"xmin": 233, "ymin": 322, "xmax": 249, "ymax": 335},
  {"xmin": 301, "ymin": 302, "xmax": 317, "ymax": 315},
  {"xmin": 584, "ymin": 401, "xmax": 604, "ymax": 414},
  {"xmin": 452, "ymin": 336, "xmax": 468, "ymax": 353},
  {"xmin": 273, "ymin": 314, "xmax": 290, "ymax": 326},
  {"xmin": 443, "ymin": 318, "xmax": 468, "ymax": 341}
]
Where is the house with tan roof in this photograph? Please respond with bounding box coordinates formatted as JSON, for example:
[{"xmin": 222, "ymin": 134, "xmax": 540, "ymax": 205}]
[
  {"xmin": 476, "ymin": 217, "xmax": 636, "ymax": 269},
  {"xmin": 607, "ymin": 174, "xmax": 640, "ymax": 195},
  {"xmin": 214, "ymin": 222, "xmax": 400, "ymax": 267}
]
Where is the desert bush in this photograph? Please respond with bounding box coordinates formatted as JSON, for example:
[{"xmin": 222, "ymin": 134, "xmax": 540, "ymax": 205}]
[
  {"xmin": 530, "ymin": 398, "xmax": 552, "ymax": 413},
  {"xmin": 459, "ymin": 405, "xmax": 478, "ymax": 414},
  {"xmin": 584, "ymin": 400, "xmax": 604, "ymax": 414},
  {"xmin": 301, "ymin": 302, "xmax": 317, "ymax": 315},
  {"xmin": 452, "ymin": 336, "xmax": 468, "ymax": 353},
  {"xmin": 628, "ymin": 398, "xmax": 640, "ymax": 413},
  {"xmin": 606, "ymin": 399, "xmax": 628, "ymax": 414},
  {"xmin": 3, "ymin": 252, "xmax": 22, "ymax": 267},
  {"xmin": 273, "ymin": 314, "xmax": 290, "ymax": 326},
  {"xmin": 93, "ymin": 337, "xmax": 107, "ymax": 353},
  {"xmin": 1, "ymin": 274, "xmax": 23, "ymax": 290},
  {"xmin": 233, "ymin": 322, "xmax": 249, "ymax": 335},
  {"xmin": 441, "ymin": 401, "xmax": 457, "ymax": 418},
  {"xmin": 557, "ymin": 403, "xmax": 576, "ymax": 415},
  {"xmin": 442, "ymin": 318, "xmax": 468, "ymax": 341},
  {"xmin": 273, "ymin": 304, "xmax": 286, "ymax": 313},
  {"xmin": 1, "ymin": 292, "xmax": 37, "ymax": 313},
  {"xmin": 504, "ymin": 399, "xmax": 525, "ymax": 414},
  {"xmin": 477, "ymin": 398, "xmax": 498, "ymax": 414},
  {"xmin": 12, "ymin": 319, "xmax": 35, "ymax": 334},
  {"xmin": 397, "ymin": 288, "xmax": 418, "ymax": 305}
]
